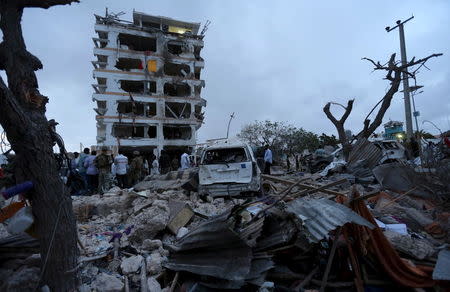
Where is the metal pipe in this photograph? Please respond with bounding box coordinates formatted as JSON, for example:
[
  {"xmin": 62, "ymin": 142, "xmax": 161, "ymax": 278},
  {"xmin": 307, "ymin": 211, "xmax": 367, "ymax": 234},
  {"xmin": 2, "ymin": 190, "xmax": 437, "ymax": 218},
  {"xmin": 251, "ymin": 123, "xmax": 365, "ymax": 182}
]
[{"xmin": 226, "ymin": 112, "xmax": 235, "ymax": 139}]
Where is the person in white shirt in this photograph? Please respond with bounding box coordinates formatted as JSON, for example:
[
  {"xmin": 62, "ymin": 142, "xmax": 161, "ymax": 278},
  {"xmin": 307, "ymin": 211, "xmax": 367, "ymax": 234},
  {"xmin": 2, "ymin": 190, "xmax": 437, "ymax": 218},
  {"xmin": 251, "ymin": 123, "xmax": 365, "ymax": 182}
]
[
  {"xmin": 151, "ymin": 154, "xmax": 160, "ymax": 175},
  {"xmin": 180, "ymin": 150, "xmax": 190, "ymax": 170},
  {"xmin": 263, "ymin": 145, "xmax": 273, "ymax": 175},
  {"xmin": 114, "ymin": 150, "xmax": 128, "ymax": 188}
]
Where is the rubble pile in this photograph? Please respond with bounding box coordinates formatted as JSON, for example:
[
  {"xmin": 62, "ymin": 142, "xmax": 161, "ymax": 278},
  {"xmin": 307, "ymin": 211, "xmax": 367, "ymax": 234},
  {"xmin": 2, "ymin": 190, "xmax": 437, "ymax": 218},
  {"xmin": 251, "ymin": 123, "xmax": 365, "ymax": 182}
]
[
  {"xmin": 72, "ymin": 166, "xmax": 448, "ymax": 291},
  {"xmin": 72, "ymin": 172, "xmax": 244, "ymax": 292},
  {"xmin": 0, "ymin": 158, "xmax": 449, "ymax": 291}
]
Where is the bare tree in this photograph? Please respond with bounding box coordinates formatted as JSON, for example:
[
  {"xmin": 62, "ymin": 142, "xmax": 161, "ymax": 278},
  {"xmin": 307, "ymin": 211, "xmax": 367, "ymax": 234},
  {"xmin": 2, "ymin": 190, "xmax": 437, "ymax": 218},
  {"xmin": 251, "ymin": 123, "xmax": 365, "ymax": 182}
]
[
  {"xmin": 323, "ymin": 100, "xmax": 354, "ymax": 159},
  {"xmin": 0, "ymin": 0, "xmax": 79, "ymax": 291},
  {"xmin": 324, "ymin": 52, "xmax": 442, "ymax": 159}
]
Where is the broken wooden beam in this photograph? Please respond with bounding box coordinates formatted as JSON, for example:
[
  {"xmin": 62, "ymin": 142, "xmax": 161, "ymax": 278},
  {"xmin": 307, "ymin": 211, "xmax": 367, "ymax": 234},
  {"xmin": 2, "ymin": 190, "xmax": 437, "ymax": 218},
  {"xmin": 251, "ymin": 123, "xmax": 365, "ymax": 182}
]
[
  {"xmin": 291, "ymin": 178, "xmax": 348, "ymax": 198},
  {"xmin": 293, "ymin": 266, "xmax": 319, "ymax": 291},
  {"xmin": 320, "ymin": 227, "xmax": 342, "ymax": 292},
  {"xmin": 262, "ymin": 175, "xmax": 347, "ymax": 197}
]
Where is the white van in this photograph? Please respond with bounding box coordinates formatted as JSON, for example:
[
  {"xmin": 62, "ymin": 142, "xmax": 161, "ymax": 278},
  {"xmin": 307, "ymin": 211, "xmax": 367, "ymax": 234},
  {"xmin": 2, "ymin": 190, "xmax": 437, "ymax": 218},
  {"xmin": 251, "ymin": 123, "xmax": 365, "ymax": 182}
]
[{"xmin": 198, "ymin": 141, "xmax": 261, "ymax": 197}]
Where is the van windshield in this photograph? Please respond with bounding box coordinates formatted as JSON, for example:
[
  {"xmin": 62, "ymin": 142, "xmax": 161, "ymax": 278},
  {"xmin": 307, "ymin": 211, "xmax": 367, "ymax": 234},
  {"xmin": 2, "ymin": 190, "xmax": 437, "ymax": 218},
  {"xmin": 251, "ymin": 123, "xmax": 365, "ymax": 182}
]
[{"xmin": 202, "ymin": 147, "xmax": 248, "ymax": 164}]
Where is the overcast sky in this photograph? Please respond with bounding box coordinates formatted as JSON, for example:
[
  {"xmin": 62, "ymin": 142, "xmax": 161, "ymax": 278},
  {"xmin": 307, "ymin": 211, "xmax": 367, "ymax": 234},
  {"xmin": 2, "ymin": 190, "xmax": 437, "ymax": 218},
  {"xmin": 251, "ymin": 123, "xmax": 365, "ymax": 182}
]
[{"xmin": 4, "ymin": 0, "xmax": 449, "ymax": 151}]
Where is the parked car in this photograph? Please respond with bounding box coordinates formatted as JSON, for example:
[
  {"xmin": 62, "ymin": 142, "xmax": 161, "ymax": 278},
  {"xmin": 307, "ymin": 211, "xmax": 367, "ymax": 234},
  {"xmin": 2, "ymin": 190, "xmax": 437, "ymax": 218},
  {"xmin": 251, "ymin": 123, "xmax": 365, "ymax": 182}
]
[{"xmin": 198, "ymin": 141, "xmax": 261, "ymax": 198}]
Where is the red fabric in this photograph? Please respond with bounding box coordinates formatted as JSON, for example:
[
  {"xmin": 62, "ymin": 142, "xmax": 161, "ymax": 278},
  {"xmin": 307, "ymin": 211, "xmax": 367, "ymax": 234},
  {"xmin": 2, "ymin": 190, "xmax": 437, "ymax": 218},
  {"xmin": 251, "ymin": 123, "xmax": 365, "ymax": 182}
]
[
  {"xmin": 350, "ymin": 198, "xmax": 435, "ymax": 287},
  {"xmin": 0, "ymin": 167, "xmax": 4, "ymax": 178},
  {"xmin": 0, "ymin": 201, "xmax": 26, "ymax": 223},
  {"xmin": 444, "ymin": 137, "xmax": 450, "ymax": 148}
]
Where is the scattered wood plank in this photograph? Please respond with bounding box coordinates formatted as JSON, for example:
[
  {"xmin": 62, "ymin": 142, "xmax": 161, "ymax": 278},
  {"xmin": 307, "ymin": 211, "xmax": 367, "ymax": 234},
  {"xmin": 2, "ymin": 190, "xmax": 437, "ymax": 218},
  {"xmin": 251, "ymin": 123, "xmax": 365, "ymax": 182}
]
[
  {"xmin": 262, "ymin": 175, "xmax": 347, "ymax": 197},
  {"xmin": 320, "ymin": 227, "xmax": 342, "ymax": 292},
  {"xmin": 291, "ymin": 178, "xmax": 348, "ymax": 198},
  {"xmin": 293, "ymin": 266, "xmax": 319, "ymax": 291},
  {"xmin": 169, "ymin": 272, "xmax": 179, "ymax": 292}
]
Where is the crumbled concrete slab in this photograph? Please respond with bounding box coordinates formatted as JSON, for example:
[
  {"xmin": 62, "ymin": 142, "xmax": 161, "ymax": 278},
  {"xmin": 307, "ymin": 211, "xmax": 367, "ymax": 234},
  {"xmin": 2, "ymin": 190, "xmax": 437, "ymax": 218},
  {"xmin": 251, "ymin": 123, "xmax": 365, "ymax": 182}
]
[
  {"xmin": 0, "ymin": 266, "xmax": 40, "ymax": 292},
  {"xmin": 142, "ymin": 239, "xmax": 162, "ymax": 251},
  {"xmin": 147, "ymin": 277, "xmax": 162, "ymax": 292},
  {"xmin": 103, "ymin": 186, "xmax": 123, "ymax": 196},
  {"xmin": 78, "ymin": 284, "xmax": 91, "ymax": 292},
  {"xmin": 127, "ymin": 200, "xmax": 170, "ymax": 244},
  {"xmin": 73, "ymin": 193, "xmax": 135, "ymax": 218},
  {"xmin": 121, "ymin": 255, "xmax": 144, "ymax": 274},
  {"xmin": 146, "ymin": 251, "xmax": 166, "ymax": 275},
  {"xmin": 167, "ymin": 200, "xmax": 194, "ymax": 234},
  {"xmin": 177, "ymin": 227, "xmax": 189, "ymax": 239},
  {"xmin": 384, "ymin": 230, "xmax": 436, "ymax": 260},
  {"xmin": 91, "ymin": 272, "xmax": 124, "ymax": 292}
]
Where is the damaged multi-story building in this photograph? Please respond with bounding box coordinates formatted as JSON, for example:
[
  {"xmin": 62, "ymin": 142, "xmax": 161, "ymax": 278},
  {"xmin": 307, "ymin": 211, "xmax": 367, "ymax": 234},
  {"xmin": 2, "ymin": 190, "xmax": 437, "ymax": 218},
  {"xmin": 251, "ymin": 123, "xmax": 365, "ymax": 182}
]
[{"xmin": 92, "ymin": 10, "xmax": 206, "ymax": 158}]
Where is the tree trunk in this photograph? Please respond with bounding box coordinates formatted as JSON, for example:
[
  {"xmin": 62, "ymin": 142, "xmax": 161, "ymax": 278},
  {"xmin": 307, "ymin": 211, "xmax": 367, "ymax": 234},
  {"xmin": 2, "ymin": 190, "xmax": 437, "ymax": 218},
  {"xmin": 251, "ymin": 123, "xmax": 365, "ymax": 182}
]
[{"xmin": 0, "ymin": 1, "xmax": 79, "ymax": 291}]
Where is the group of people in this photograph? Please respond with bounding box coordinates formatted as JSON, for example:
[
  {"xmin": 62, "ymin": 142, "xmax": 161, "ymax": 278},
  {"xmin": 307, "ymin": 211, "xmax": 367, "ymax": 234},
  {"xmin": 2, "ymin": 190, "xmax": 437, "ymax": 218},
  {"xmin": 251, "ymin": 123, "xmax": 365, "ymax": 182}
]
[
  {"xmin": 71, "ymin": 147, "xmax": 148, "ymax": 194},
  {"xmin": 70, "ymin": 147, "xmax": 194, "ymax": 195},
  {"xmin": 158, "ymin": 149, "xmax": 193, "ymax": 173}
]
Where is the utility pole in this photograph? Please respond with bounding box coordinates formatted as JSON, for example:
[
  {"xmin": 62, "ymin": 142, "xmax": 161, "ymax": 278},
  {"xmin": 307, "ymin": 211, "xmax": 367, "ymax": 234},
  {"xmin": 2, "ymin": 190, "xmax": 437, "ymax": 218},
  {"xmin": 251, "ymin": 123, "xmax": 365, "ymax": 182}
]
[{"xmin": 386, "ymin": 16, "xmax": 414, "ymax": 140}]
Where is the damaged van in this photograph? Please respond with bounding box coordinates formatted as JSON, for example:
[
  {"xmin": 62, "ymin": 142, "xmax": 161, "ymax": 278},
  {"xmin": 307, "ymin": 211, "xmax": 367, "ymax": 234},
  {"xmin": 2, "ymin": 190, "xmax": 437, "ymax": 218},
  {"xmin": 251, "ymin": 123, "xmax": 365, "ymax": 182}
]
[{"xmin": 198, "ymin": 141, "xmax": 261, "ymax": 197}]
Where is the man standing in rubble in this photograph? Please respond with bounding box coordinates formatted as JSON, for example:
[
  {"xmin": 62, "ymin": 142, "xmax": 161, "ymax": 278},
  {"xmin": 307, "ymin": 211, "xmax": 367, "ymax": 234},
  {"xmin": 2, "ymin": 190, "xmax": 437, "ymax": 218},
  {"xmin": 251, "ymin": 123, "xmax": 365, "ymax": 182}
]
[
  {"xmin": 71, "ymin": 152, "xmax": 79, "ymax": 170},
  {"xmin": 95, "ymin": 146, "xmax": 112, "ymax": 194},
  {"xmin": 114, "ymin": 149, "xmax": 128, "ymax": 188},
  {"xmin": 151, "ymin": 154, "xmax": 160, "ymax": 175},
  {"xmin": 77, "ymin": 148, "xmax": 90, "ymax": 191},
  {"xmin": 84, "ymin": 150, "xmax": 98, "ymax": 194},
  {"xmin": 264, "ymin": 145, "xmax": 273, "ymax": 175},
  {"xmin": 180, "ymin": 149, "xmax": 190, "ymax": 170},
  {"xmin": 129, "ymin": 150, "xmax": 144, "ymax": 186}
]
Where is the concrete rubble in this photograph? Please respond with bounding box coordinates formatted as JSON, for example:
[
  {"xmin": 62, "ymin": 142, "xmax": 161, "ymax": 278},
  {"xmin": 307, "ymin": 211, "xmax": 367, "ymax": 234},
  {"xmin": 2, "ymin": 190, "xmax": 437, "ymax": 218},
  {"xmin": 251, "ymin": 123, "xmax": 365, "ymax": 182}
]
[
  {"xmin": 91, "ymin": 273, "xmax": 124, "ymax": 292},
  {"xmin": 0, "ymin": 152, "xmax": 449, "ymax": 291}
]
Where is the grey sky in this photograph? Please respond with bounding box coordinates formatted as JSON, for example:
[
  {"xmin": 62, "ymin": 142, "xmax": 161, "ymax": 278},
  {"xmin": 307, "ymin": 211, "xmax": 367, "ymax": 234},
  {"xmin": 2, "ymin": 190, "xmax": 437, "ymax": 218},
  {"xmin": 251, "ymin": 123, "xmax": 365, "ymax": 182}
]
[{"xmin": 8, "ymin": 0, "xmax": 449, "ymax": 151}]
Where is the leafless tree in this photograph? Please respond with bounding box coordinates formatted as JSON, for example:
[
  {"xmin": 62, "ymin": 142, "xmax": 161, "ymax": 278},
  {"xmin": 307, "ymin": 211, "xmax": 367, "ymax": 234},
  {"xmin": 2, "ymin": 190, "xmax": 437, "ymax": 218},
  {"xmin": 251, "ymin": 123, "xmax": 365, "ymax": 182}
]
[
  {"xmin": 0, "ymin": 0, "xmax": 80, "ymax": 291},
  {"xmin": 323, "ymin": 100, "xmax": 354, "ymax": 159},
  {"xmin": 324, "ymin": 52, "xmax": 442, "ymax": 160}
]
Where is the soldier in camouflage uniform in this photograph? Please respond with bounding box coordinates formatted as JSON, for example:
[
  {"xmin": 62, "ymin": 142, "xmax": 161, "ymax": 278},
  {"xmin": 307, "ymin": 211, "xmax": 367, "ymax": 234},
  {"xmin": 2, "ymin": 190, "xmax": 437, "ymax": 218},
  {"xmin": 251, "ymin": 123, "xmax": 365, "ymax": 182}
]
[
  {"xmin": 129, "ymin": 150, "xmax": 143, "ymax": 186},
  {"xmin": 94, "ymin": 146, "xmax": 112, "ymax": 194}
]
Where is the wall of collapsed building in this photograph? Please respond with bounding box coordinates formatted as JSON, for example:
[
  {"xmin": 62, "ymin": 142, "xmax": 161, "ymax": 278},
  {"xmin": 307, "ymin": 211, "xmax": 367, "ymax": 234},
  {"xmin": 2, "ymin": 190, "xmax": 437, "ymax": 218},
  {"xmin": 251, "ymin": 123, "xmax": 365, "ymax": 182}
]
[{"xmin": 91, "ymin": 11, "xmax": 207, "ymax": 155}]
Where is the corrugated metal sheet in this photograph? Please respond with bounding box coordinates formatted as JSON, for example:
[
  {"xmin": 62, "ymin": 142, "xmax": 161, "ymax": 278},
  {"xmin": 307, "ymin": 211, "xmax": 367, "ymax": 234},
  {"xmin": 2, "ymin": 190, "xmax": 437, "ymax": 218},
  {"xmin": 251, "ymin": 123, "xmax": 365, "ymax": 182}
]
[
  {"xmin": 286, "ymin": 198, "xmax": 374, "ymax": 243},
  {"xmin": 166, "ymin": 212, "xmax": 253, "ymax": 281},
  {"xmin": 433, "ymin": 249, "xmax": 450, "ymax": 280},
  {"xmin": 166, "ymin": 209, "xmax": 272, "ymax": 289},
  {"xmin": 348, "ymin": 138, "xmax": 382, "ymax": 169}
]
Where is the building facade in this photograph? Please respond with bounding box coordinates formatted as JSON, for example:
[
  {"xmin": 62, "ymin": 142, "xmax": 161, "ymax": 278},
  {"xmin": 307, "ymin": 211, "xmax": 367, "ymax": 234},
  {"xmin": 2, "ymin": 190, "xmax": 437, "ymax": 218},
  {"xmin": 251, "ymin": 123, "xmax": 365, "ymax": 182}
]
[
  {"xmin": 383, "ymin": 121, "xmax": 404, "ymax": 140},
  {"xmin": 92, "ymin": 11, "xmax": 206, "ymax": 157}
]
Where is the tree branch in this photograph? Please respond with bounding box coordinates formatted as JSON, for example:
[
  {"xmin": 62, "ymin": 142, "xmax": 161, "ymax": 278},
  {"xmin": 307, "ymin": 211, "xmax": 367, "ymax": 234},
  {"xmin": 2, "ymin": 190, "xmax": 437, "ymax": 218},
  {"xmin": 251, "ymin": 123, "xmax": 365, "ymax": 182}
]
[
  {"xmin": 19, "ymin": 0, "xmax": 79, "ymax": 9},
  {"xmin": 340, "ymin": 99, "xmax": 354, "ymax": 123},
  {"xmin": 323, "ymin": 102, "xmax": 340, "ymax": 126},
  {"xmin": 362, "ymin": 53, "xmax": 443, "ymax": 75},
  {"xmin": 400, "ymin": 53, "xmax": 442, "ymax": 70},
  {"xmin": 355, "ymin": 70, "xmax": 402, "ymax": 139},
  {"xmin": 357, "ymin": 52, "xmax": 442, "ymax": 139}
]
